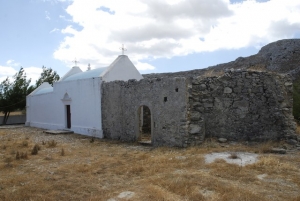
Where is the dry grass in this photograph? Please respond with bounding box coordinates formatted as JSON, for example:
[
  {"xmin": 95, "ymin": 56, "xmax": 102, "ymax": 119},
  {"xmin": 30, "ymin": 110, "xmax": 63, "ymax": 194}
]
[
  {"xmin": 0, "ymin": 111, "xmax": 23, "ymax": 116},
  {"xmin": 47, "ymin": 139, "xmax": 57, "ymax": 147},
  {"xmin": 256, "ymin": 140, "xmax": 286, "ymax": 154},
  {"xmin": 0, "ymin": 127, "xmax": 299, "ymax": 201}
]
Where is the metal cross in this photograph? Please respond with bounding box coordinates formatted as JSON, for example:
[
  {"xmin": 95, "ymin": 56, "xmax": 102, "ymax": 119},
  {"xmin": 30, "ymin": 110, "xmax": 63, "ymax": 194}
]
[
  {"xmin": 119, "ymin": 44, "xmax": 127, "ymax": 55},
  {"xmin": 72, "ymin": 58, "xmax": 79, "ymax": 66}
]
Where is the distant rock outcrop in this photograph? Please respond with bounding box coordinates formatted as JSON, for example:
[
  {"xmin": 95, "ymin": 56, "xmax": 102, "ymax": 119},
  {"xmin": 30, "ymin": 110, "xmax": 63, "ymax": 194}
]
[{"xmin": 144, "ymin": 39, "xmax": 300, "ymax": 80}]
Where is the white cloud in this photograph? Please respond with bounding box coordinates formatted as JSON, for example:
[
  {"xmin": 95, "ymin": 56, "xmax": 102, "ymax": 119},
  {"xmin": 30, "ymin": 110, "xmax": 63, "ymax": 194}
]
[
  {"xmin": 0, "ymin": 66, "xmax": 17, "ymax": 82},
  {"xmin": 24, "ymin": 67, "xmax": 43, "ymax": 84},
  {"xmin": 45, "ymin": 11, "xmax": 51, "ymax": 20},
  {"xmin": 0, "ymin": 65, "xmax": 42, "ymax": 85},
  {"xmin": 50, "ymin": 28, "xmax": 60, "ymax": 33},
  {"xmin": 53, "ymin": 0, "xmax": 300, "ymax": 71},
  {"xmin": 6, "ymin": 59, "xmax": 20, "ymax": 67},
  {"xmin": 6, "ymin": 60, "xmax": 14, "ymax": 65},
  {"xmin": 134, "ymin": 61, "xmax": 155, "ymax": 71}
]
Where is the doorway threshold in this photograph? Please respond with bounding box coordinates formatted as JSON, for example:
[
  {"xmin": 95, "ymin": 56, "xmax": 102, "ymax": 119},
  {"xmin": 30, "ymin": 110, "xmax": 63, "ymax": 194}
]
[
  {"xmin": 44, "ymin": 130, "xmax": 74, "ymax": 135},
  {"xmin": 138, "ymin": 140, "xmax": 152, "ymax": 146}
]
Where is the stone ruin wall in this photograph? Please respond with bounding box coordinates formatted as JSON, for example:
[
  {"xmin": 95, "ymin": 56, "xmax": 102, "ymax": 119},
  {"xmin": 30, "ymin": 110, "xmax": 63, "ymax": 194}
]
[
  {"xmin": 102, "ymin": 70, "xmax": 296, "ymax": 147},
  {"xmin": 101, "ymin": 77, "xmax": 189, "ymax": 147},
  {"xmin": 187, "ymin": 70, "xmax": 296, "ymax": 144}
]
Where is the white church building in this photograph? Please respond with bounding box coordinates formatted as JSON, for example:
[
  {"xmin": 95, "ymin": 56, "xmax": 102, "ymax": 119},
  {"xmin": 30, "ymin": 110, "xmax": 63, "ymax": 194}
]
[{"xmin": 26, "ymin": 55, "xmax": 143, "ymax": 138}]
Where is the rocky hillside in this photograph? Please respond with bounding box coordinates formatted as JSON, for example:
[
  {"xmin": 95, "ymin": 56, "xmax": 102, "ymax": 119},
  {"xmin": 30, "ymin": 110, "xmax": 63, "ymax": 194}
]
[
  {"xmin": 144, "ymin": 39, "xmax": 300, "ymax": 80},
  {"xmin": 143, "ymin": 38, "xmax": 300, "ymax": 120}
]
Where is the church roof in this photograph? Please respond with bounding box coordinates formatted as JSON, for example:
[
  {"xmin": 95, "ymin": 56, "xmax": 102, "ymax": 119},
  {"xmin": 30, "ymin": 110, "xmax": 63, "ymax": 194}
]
[
  {"xmin": 59, "ymin": 55, "xmax": 143, "ymax": 83},
  {"xmin": 62, "ymin": 67, "xmax": 107, "ymax": 82},
  {"xmin": 29, "ymin": 82, "xmax": 53, "ymax": 96},
  {"xmin": 34, "ymin": 87, "xmax": 53, "ymax": 95},
  {"xmin": 59, "ymin": 66, "xmax": 83, "ymax": 82},
  {"xmin": 101, "ymin": 55, "xmax": 143, "ymax": 82}
]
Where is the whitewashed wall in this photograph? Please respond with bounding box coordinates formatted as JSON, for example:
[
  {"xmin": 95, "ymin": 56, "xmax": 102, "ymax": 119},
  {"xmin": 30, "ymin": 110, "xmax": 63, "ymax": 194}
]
[{"xmin": 26, "ymin": 77, "xmax": 103, "ymax": 138}]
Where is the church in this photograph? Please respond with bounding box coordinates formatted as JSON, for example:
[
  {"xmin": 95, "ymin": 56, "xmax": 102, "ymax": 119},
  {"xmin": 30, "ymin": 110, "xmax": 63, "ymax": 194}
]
[
  {"xmin": 25, "ymin": 55, "xmax": 143, "ymax": 138},
  {"xmin": 26, "ymin": 48, "xmax": 295, "ymax": 147}
]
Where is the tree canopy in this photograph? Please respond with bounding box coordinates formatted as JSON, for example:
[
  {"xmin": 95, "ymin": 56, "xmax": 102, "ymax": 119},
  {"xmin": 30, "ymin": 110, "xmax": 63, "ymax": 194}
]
[
  {"xmin": 35, "ymin": 66, "xmax": 60, "ymax": 87},
  {"xmin": 0, "ymin": 68, "xmax": 32, "ymax": 124}
]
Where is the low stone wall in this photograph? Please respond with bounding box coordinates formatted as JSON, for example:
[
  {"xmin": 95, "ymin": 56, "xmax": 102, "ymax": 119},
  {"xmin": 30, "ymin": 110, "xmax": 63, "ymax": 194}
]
[
  {"xmin": 102, "ymin": 77, "xmax": 189, "ymax": 147},
  {"xmin": 187, "ymin": 70, "xmax": 296, "ymax": 142},
  {"xmin": 0, "ymin": 115, "xmax": 26, "ymax": 125}
]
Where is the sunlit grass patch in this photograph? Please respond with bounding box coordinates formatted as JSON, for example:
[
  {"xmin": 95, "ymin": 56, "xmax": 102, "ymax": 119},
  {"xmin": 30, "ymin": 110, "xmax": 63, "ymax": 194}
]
[{"xmin": 0, "ymin": 127, "xmax": 299, "ymax": 201}]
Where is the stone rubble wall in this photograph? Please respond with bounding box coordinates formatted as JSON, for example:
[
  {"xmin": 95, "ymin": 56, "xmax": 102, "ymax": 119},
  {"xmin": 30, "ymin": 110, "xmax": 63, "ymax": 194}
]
[
  {"xmin": 187, "ymin": 70, "xmax": 296, "ymax": 143},
  {"xmin": 101, "ymin": 77, "xmax": 189, "ymax": 147},
  {"xmin": 102, "ymin": 70, "xmax": 296, "ymax": 147}
]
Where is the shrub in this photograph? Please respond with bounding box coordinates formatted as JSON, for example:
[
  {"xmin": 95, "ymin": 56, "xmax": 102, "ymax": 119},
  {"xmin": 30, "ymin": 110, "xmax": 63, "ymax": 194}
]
[
  {"xmin": 16, "ymin": 151, "xmax": 28, "ymax": 160},
  {"xmin": 31, "ymin": 144, "xmax": 40, "ymax": 155},
  {"xmin": 61, "ymin": 148, "xmax": 65, "ymax": 156},
  {"xmin": 47, "ymin": 140, "xmax": 57, "ymax": 148},
  {"xmin": 4, "ymin": 157, "xmax": 12, "ymax": 163},
  {"xmin": 21, "ymin": 152, "xmax": 28, "ymax": 159},
  {"xmin": 44, "ymin": 155, "xmax": 52, "ymax": 160},
  {"xmin": 228, "ymin": 152, "xmax": 239, "ymax": 159},
  {"xmin": 22, "ymin": 140, "xmax": 29, "ymax": 147},
  {"xmin": 4, "ymin": 157, "xmax": 13, "ymax": 168}
]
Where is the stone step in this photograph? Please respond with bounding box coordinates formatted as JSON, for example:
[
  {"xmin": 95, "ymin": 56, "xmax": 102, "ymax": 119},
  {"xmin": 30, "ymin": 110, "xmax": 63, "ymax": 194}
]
[
  {"xmin": 138, "ymin": 140, "xmax": 152, "ymax": 146},
  {"xmin": 43, "ymin": 130, "xmax": 74, "ymax": 135}
]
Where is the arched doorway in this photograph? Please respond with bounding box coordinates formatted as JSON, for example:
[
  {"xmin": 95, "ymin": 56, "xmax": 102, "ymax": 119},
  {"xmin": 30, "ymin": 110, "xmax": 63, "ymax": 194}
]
[
  {"xmin": 61, "ymin": 93, "xmax": 72, "ymax": 129},
  {"xmin": 138, "ymin": 105, "xmax": 152, "ymax": 144}
]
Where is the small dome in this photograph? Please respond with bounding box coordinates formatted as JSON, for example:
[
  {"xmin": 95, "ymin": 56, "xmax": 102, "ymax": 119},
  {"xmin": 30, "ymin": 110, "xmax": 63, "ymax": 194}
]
[{"xmin": 61, "ymin": 67, "xmax": 107, "ymax": 82}]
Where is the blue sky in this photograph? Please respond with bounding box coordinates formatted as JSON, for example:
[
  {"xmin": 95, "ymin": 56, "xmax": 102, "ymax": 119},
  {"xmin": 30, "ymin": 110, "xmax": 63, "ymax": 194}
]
[{"xmin": 0, "ymin": 0, "xmax": 299, "ymax": 83}]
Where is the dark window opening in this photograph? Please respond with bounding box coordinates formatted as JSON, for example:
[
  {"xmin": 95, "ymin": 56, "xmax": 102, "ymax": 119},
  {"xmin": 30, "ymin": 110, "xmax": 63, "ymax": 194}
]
[{"xmin": 164, "ymin": 97, "xmax": 168, "ymax": 102}]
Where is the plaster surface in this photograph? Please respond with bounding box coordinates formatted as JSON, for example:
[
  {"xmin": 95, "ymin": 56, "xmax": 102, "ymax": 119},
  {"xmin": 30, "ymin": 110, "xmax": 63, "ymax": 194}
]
[{"xmin": 26, "ymin": 77, "xmax": 103, "ymax": 138}]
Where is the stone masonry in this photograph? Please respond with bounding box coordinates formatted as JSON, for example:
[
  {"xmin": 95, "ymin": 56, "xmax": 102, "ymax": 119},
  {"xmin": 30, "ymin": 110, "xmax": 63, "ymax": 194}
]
[
  {"xmin": 186, "ymin": 70, "xmax": 296, "ymax": 146},
  {"xmin": 102, "ymin": 77, "xmax": 189, "ymax": 147},
  {"xmin": 102, "ymin": 70, "xmax": 296, "ymax": 147}
]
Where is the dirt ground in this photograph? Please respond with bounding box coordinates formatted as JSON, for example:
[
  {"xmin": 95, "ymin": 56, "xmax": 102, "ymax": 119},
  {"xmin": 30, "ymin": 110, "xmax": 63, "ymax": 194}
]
[
  {"xmin": 0, "ymin": 111, "xmax": 24, "ymax": 116},
  {"xmin": 0, "ymin": 126, "xmax": 300, "ymax": 201}
]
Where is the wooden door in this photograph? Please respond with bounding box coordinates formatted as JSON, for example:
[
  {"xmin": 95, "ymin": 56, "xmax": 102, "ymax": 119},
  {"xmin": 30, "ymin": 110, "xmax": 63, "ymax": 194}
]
[{"xmin": 66, "ymin": 105, "xmax": 71, "ymax": 128}]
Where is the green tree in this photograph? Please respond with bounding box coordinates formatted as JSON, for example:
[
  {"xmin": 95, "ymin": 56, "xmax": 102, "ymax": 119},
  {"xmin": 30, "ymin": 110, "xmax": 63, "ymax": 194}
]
[
  {"xmin": 35, "ymin": 66, "xmax": 60, "ymax": 87},
  {"xmin": 0, "ymin": 68, "xmax": 32, "ymax": 125},
  {"xmin": 293, "ymin": 78, "xmax": 300, "ymax": 121}
]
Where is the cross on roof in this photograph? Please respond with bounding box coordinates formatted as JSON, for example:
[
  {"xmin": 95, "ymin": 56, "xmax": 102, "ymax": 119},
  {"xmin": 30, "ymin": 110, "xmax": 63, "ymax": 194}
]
[
  {"xmin": 72, "ymin": 58, "xmax": 79, "ymax": 66},
  {"xmin": 119, "ymin": 44, "xmax": 127, "ymax": 55}
]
